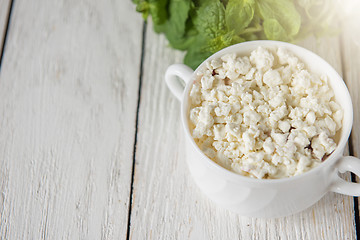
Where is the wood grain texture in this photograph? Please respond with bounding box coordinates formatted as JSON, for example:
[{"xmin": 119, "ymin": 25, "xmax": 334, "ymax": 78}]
[
  {"xmin": 129, "ymin": 21, "xmax": 355, "ymax": 239},
  {"xmin": 0, "ymin": 0, "xmax": 11, "ymax": 57},
  {"xmin": 0, "ymin": 0, "xmax": 143, "ymax": 239}
]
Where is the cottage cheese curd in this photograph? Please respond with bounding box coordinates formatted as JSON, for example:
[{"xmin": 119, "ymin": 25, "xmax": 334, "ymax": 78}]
[{"xmin": 188, "ymin": 46, "xmax": 343, "ymax": 179}]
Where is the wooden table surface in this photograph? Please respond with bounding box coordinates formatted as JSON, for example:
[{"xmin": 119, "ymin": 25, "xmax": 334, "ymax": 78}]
[{"xmin": 0, "ymin": 1, "xmax": 359, "ymax": 239}]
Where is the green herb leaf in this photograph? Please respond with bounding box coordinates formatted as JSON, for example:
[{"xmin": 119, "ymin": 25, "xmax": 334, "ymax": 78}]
[
  {"xmin": 154, "ymin": 0, "xmax": 194, "ymax": 50},
  {"xmin": 193, "ymin": 0, "xmax": 226, "ymax": 38},
  {"xmin": 184, "ymin": 37, "xmax": 213, "ymax": 70},
  {"xmin": 134, "ymin": 0, "xmax": 168, "ymax": 25},
  {"xmin": 263, "ymin": 18, "xmax": 288, "ymax": 40},
  {"xmin": 149, "ymin": 0, "xmax": 168, "ymax": 24},
  {"xmin": 225, "ymin": 0, "xmax": 255, "ymax": 35},
  {"xmin": 166, "ymin": 0, "xmax": 192, "ymax": 36},
  {"xmin": 208, "ymin": 31, "xmax": 245, "ymax": 53},
  {"xmin": 133, "ymin": 0, "xmax": 340, "ymax": 69},
  {"xmin": 256, "ymin": 0, "xmax": 301, "ymax": 37}
]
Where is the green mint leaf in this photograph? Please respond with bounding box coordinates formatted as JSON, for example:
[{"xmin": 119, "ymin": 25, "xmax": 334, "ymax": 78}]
[
  {"xmin": 166, "ymin": 0, "xmax": 192, "ymax": 36},
  {"xmin": 208, "ymin": 31, "xmax": 244, "ymax": 53},
  {"xmin": 183, "ymin": 34, "xmax": 214, "ymax": 70},
  {"xmin": 263, "ymin": 18, "xmax": 288, "ymax": 40},
  {"xmin": 133, "ymin": 0, "xmax": 340, "ymax": 69},
  {"xmin": 154, "ymin": 0, "xmax": 194, "ymax": 50},
  {"xmin": 135, "ymin": 1, "xmax": 150, "ymax": 20},
  {"xmin": 225, "ymin": 0, "xmax": 255, "ymax": 35},
  {"xmin": 134, "ymin": 0, "xmax": 168, "ymax": 24},
  {"xmin": 184, "ymin": 46, "xmax": 212, "ymax": 70},
  {"xmin": 256, "ymin": 0, "xmax": 301, "ymax": 37},
  {"xmin": 194, "ymin": 0, "xmax": 226, "ymax": 38},
  {"xmin": 149, "ymin": 0, "xmax": 168, "ymax": 25}
]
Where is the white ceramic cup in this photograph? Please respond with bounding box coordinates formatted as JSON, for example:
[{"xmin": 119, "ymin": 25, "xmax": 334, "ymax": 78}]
[{"xmin": 165, "ymin": 40, "xmax": 360, "ymax": 218}]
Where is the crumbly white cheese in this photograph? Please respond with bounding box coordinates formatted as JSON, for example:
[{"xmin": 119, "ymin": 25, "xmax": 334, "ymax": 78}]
[{"xmin": 189, "ymin": 46, "xmax": 343, "ymax": 179}]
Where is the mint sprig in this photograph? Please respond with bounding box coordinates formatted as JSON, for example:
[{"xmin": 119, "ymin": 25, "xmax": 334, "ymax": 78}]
[{"xmin": 134, "ymin": 0, "xmax": 339, "ymax": 69}]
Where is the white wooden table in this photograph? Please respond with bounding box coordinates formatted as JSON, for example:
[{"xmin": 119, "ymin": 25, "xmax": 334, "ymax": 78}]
[{"xmin": 0, "ymin": 1, "xmax": 359, "ymax": 239}]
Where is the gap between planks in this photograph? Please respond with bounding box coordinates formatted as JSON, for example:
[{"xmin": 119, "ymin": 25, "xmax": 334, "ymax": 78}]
[
  {"xmin": 126, "ymin": 20, "xmax": 147, "ymax": 240},
  {"xmin": 0, "ymin": 0, "xmax": 14, "ymax": 69}
]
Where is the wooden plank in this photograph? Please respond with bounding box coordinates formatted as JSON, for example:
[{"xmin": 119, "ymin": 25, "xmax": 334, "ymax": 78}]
[
  {"xmin": 0, "ymin": 0, "xmax": 143, "ymax": 239},
  {"xmin": 341, "ymin": 6, "xmax": 360, "ymax": 219},
  {"xmin": 341, "ymin": 4, "xmax": 360, "ymax": 159},
  {"xmin": 0, "ymin": 0, "xmax": 11, "ymax": 58},
  {"xmin": 129, "ymin": 20, "xmax": 355, "ymax": 239}
]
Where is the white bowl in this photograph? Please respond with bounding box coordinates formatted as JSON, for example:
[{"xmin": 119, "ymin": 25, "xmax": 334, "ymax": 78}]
[{"xmin": 165, "ymin": 40, "xmax": 360, "ymax": 218}]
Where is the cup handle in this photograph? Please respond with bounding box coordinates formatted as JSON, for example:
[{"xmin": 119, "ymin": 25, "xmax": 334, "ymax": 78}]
[
  {"xmin": 165, "ymin": 64, "xmax": 194, "ymax": 101},
  {"xmin": 330, "ymin": 156, "xmax": 360, "ymax": 196}
]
